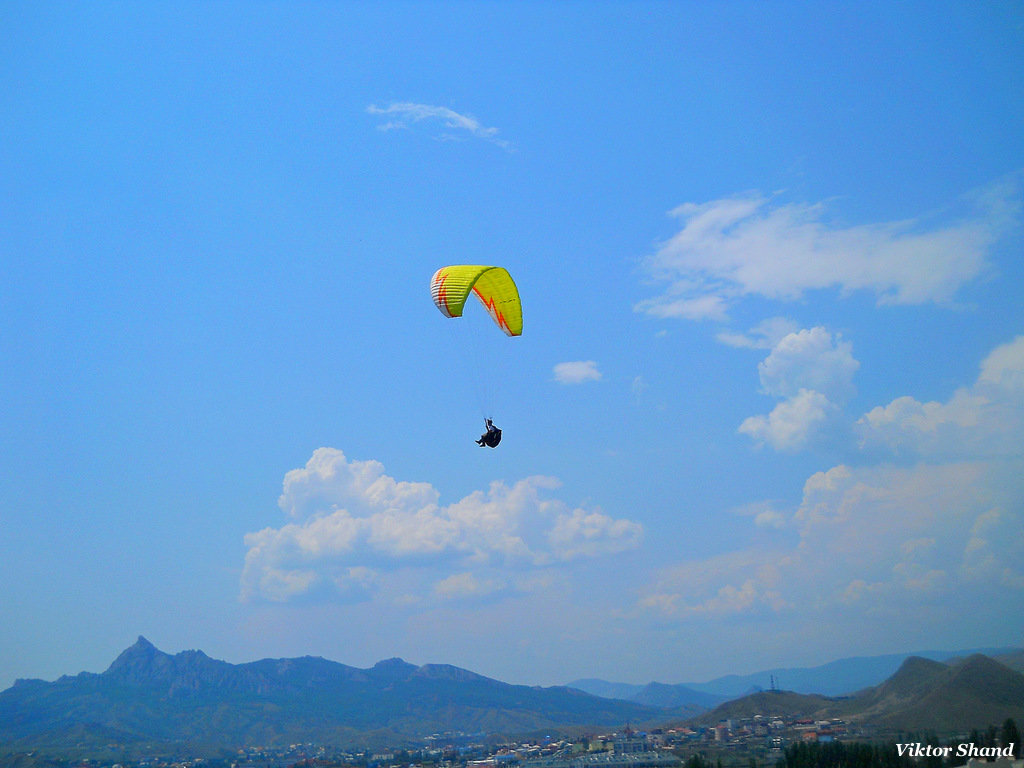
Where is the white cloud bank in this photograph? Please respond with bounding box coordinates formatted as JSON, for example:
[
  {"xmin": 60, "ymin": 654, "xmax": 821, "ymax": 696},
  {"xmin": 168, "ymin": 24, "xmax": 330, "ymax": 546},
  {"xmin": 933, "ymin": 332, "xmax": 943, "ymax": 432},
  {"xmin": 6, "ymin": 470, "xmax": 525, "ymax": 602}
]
[
  {"xmin": 635, "ymin": 179, "xmax": 1020, "ymax": 321},
  {"xmin": 740, "ymin": 332, "xmax": 1024, "ymax": 459},
  {"xmin": 367, "ymin": 102, "xmax": 511, "ymax": 149},
  {"xmin": 644, "ymin": 334, "xmax": 1024, "ymax": 650},
  {"xmin": 554, "ymin": 360, "xmax": 602, "ymax": 385},
  {"xmin": 641, "ymin": 459, "xmax": 1024, "ymax": 622},
  {"xmin": 241, "ymin": 449, "xmax": 642, "ymax": 603}
]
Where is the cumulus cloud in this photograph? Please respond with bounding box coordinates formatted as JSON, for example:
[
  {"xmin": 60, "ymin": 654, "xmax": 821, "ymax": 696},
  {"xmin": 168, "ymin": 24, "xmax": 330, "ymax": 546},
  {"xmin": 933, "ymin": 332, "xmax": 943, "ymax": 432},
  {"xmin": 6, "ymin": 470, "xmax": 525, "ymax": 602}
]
[
  {"xmin": 739, "ymin": 327, "xmax": 858, "ymax": 451},
  {"xmin": 277, "ymin": 449, "xmax": 438, "ymax": 521},
  {"xmin": 740, "ymin": 330, "xmax": 1024, "ymax": 459},
  {"xmin": 367, "ymin": 102, "xmax": 511, "ymax": 149},
  {"xmin": 857, "ymin": 335, "xmax": 1024, "ymax": 458},
  {"xmin": 553, "ymin": 360, "xmax": 602, "ymax": 385},
  {"xmin": 241, "ymin": 449, "xmax": 641, "ymax": 603},
  {"xmin": 758, "ymin": 327, "xmax": 859, "ymax": 401},
  {"xmin": 635, "ymin": 179, "xmax": 1020, "ymax": 321},
  {"xmin": 739, "ymin": 389, "xmax": 839, "ymax": 452}
]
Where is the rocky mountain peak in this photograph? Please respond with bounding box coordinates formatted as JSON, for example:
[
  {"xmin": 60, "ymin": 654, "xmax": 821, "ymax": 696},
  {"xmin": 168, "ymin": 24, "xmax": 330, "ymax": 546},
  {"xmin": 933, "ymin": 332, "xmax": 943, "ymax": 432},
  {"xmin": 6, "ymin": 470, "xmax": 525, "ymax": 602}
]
[
  {"xmin": 104, "ymin": 636, "xmax": 167, "ymax": 678},
  {"xmin": 371, "ymin": 657, "xmax": 418, "ymax": 681}
]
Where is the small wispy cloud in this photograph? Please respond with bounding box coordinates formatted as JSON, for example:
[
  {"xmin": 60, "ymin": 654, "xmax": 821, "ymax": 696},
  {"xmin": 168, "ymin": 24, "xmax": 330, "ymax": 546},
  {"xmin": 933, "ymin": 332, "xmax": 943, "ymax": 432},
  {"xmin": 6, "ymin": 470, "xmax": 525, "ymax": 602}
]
[
  {"xmin": 717, "ymin": 317, "xmax": 800, "ymax": 349},
  {"xmin": 553, "ymin": 360, "xmax": 602, "ymax": 385},
  {"xmin": 434, "ymin": 572, "xmax": 505, "ymax": 600},
  {"xmin": 367, "ymin": 102, "xmax": 512, "ymax": 150}
]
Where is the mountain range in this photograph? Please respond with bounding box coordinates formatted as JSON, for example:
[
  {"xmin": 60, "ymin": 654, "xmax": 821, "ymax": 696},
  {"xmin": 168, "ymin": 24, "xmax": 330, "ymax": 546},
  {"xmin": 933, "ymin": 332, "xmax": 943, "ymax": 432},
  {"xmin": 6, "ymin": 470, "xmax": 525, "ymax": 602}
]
[
  {"xmin": 0, "ymin": 637, "xmax": 668, "ymax": 755},
  {"xmin": 2, "ymin": 639, "xmax": 1022, "ymax": 758}
]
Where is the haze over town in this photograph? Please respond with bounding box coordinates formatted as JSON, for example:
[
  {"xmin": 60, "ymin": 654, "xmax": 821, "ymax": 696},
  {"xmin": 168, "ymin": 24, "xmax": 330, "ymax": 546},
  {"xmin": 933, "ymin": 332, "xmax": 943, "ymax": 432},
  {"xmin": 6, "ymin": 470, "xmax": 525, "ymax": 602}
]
[{"xmin": 2, "ymin": 1, "xmax": 1022, "ymax": 693}]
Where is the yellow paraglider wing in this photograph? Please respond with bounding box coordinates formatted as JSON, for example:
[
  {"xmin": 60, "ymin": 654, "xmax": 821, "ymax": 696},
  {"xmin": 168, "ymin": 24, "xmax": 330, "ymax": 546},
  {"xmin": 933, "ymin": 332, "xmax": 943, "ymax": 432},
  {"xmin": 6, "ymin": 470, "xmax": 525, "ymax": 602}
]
[{"xmin": 430, "ymin": 265, "xmax": 523, "ymax": 336}]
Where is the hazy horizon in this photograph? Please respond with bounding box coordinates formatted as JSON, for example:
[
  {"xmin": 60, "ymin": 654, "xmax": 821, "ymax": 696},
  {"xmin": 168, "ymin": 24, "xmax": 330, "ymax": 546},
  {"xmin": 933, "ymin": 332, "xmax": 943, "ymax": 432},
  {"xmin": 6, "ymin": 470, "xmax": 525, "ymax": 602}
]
[{"xmin": 5, "ymin": 634, "xmax": 1020, "ymax": 695}]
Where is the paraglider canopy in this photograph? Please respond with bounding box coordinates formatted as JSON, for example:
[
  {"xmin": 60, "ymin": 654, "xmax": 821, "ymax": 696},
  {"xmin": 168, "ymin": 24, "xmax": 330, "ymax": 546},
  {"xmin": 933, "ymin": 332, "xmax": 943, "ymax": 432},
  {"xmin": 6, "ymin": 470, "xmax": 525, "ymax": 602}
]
[{"xmin": 430, "ymin": 265, "xmax": 523, "ymax": 336}]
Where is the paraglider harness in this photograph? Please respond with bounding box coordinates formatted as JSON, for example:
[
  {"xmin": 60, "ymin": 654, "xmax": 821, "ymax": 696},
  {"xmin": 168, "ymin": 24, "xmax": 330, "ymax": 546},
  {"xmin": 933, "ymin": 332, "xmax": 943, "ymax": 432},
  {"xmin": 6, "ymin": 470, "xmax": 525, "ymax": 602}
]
[{"xmin": 476, "ymin": 418, "xmax": 502, "ymax": 448}]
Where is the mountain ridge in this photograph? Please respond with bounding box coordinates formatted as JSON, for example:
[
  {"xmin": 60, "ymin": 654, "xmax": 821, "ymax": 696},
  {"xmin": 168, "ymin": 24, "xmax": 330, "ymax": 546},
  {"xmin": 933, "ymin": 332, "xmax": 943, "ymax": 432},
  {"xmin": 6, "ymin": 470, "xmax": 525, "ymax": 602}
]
[
  {"xmin": 4, "ymin": 640, "xmax": 1023, "ymax": 757},
  {"xmin": 568, "ymin": 645, "xmax": 1022, "ymax": 700},
  {"xmin": 0, "ymin": 637, "xmax": 670, "ymax": 754},
  {"xmin": 687, "ymin": 654, "xmax": 1024, "ymax": 733}
]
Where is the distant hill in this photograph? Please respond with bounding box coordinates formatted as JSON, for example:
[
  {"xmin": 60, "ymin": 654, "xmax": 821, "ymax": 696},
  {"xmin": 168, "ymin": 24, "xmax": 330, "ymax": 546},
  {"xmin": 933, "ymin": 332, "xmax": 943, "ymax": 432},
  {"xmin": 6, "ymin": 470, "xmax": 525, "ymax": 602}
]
[
  {"xmin": 567, "ymin": 679, "xmax": 724, "ymax": 712},
  {"xmin": 0, "ymin": 637, "xmax": 669, "ymax": 755},
  {"xmin": 570, "ymin": 646, "xmax": 1022, "ymax": 699},
  {"xmin": 690, "ymin": 690, "xmax": 834, "ymax": 724},
  {"xmin": 631, "ymin": 682, "xmax": 725, "ymax": 712},
  {"xmin": 687, "ymin": 653, "xmax": 1024, "ymax": 733},
  {"xmin": 994, "ymin": 650, "xmax": 1024, "ymax": 674},
  {"xmin": 570, "ymin": 678, "xmax": 648, "ymax": 702},
  {"xmin": 842, "ymin": 654, "xmax": 1024, "ymax": 731}
]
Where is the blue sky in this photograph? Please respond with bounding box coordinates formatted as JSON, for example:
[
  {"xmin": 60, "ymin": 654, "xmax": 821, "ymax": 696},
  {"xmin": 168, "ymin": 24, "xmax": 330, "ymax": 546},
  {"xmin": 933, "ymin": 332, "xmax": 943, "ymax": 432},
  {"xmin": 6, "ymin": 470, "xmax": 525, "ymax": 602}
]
[{"xmin": 2, "ymin": 1, "xmax": 1023, "ymax": 691}]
